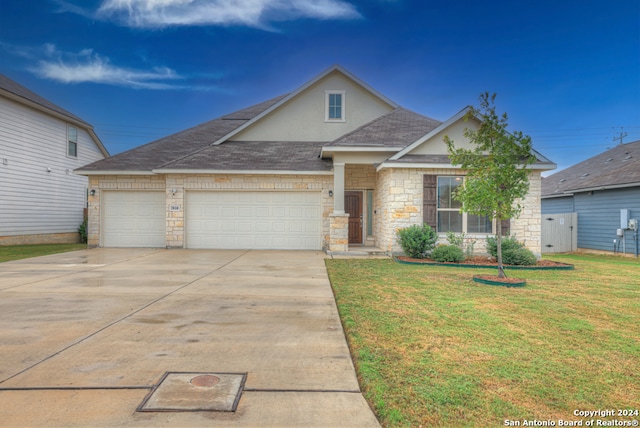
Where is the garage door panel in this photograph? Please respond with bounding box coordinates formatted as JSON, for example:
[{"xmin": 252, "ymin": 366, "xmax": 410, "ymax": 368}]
[
  {"xmin": 186, "ymin": 191, "xmax": 321, "ymax": 250},
  {"xmin": 102, "ymin": 191, "xmax": 165, "ymax": 248}
]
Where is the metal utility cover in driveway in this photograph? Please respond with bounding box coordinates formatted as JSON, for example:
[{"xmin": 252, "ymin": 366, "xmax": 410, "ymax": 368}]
[{"xmin": 138, "ymin": 372, "xmax": 246, "ymax": 412}]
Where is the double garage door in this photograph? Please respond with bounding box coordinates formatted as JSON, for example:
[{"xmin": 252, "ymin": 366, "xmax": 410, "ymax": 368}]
[
  {"xmin": 185, "ymin": 191, "xmax": 322, "ymax": 250},
  {"xmin": 101, "ymin": 191, "xmax": 322, "ymax": 250}
]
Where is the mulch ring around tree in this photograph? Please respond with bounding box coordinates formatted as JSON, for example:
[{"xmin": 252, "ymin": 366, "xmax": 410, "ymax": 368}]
[{"xmin": 395, "ymin": 256, "xmax": 574, "ymax": 270}]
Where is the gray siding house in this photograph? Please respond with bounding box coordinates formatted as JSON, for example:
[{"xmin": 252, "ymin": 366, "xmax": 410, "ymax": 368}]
[
  {"xmin": 0, "ymin": 74, "xmax": 109, "ymax": 245},
  {"xmin": 541, "ymin": 140, "xmax": 640, "ymax": 254}
]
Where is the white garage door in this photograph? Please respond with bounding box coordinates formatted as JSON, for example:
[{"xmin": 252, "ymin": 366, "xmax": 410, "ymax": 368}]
[
  {"xmin": 102, "ymin": 191, "xmax": 165, "ymax": 247},
  {"xmin": 186, "ymin": 191, "xmax": 322, "ymax": 250}
]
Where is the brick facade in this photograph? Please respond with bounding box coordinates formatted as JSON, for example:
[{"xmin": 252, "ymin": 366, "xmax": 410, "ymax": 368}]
[
  {"xmin": 373, "ymin": 168, "xmax": 543, "ymax": 257},
  {"xmin": 88, "ymin": 174, "xmax": 333, "ymax": 249},
  {"xmin": 88, "ymin": 169, "xmax": 543, "ymax": 257}
]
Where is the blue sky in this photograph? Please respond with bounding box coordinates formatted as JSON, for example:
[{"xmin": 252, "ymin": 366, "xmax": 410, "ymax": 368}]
[{"xmin": 1, "ymin": 0, "xmax": 638, "ymax": 173}]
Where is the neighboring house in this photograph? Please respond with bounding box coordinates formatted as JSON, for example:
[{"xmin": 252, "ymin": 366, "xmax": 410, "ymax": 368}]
[
  {"xmin": 542, "ymin": 140, "xmax": 640, "ymax": 254},
  {"xmin": 76, "ymin": 65, "xmax": 554, "ymax": 255},
  {"xmin": 0, "ymin": 74, "xmax": 109, "ymax": 245}
]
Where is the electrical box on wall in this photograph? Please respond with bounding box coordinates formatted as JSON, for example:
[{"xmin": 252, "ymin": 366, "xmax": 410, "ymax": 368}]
[
  {"xmin": 629, "ymin": 219, "xmax": 639, "ymax": 231},
  {"xmin": 621, "ymin": 209, "xmax": 630, "ymax": 229}
]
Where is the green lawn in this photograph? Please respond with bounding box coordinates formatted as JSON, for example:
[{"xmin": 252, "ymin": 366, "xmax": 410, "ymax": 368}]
[
  {"xmin": 326, "ymin": 254, "xmax": 640, "ymax": 427},
  {"xmin": 0, "ymin": 244, "xmax": 87, "ymax": 263}
]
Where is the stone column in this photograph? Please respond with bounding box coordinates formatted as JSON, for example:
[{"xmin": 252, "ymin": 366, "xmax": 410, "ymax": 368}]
[
  {"xmin": 166, "ymin": 177, "xmax": 185, "ymax": 248},
  {"xmin": 333, "ymin": 162, "xmax": 345, "ymax": 214},
  {"xmin": 329, "ymin": 213, "xmax": 349, "ymax": 252}
]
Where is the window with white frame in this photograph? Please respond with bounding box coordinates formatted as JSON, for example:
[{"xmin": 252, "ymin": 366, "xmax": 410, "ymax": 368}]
[
  {"xmin": 325, "ymin": 90, "xmax": 345, "ymax": 122},
  {"xmin": 437, "ymin": 176, "xmax": 493, "ymax": 233},
  {"xmin": 67, "ymin": 125, "xmax": 78, "ymax": 158}
]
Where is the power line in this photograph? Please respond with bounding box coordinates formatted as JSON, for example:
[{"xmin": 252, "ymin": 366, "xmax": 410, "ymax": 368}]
[{"xmin": 612, "ymin": 126, "xmax": 628, "ymax": 145}]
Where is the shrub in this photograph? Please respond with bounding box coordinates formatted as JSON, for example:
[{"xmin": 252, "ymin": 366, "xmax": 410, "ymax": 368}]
[
  {"xmin": 447, "ymin": 231, "xmax": 477, "ymax": 257},
  {"xmin": 396, "ymin": 224, "xmax": 438, "ymax": 259},
  {"xmin": 78, "ymin": 219, "xmax": 88, "ymax": 244},
  {"xmin": 486, "ymin": 235, "xmax": 523, "ymax": 258},
  {"xmin": 503, "ymin": 247, "xmax": 537, "ymax": 266},
  {"xmin": 431, "ymin": 245, "xmax": 465, "ymax": 263},
  {"xmin": 446, "ymin": 231, "xmax": 465, "ymax": 248}
]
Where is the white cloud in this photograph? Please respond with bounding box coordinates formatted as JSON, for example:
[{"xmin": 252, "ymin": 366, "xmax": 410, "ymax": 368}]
[
  {"xmin": 95, "ymin": 0, "xmax": 361, "ymax": 28},
  {"xmin": 31, "ymin": 44, "xmax": 183, "ymax": 89}
]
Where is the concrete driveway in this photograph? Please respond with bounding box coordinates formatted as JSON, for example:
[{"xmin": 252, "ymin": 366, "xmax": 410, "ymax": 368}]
[{"xmin": 0, "ymin": 249, "xmax": 379, "ymax": 427}]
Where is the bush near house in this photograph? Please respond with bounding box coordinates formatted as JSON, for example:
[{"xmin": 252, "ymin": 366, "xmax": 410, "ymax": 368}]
[
  {"xmin": 396, "ymin": 224, "xmax": 438, "ymax": 259},
  {"xmin": 486, "ymin": 235, "xmax": 537, "ymax": 266},
  {"xmin": 431, "ymin": 244, "xmax": 466, "ymax": 263},
  {"xmin": 78, "ymin": 219, "xmax": 88, "ymax": 244}
]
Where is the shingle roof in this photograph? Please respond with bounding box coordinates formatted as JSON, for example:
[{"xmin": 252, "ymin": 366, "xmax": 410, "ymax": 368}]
[
  {"xmin": 326, "ymin": 107, "xmax": 442, "ymax": 148},
  {"xmin": 76, "ymin": 94, "xmax": 288, "ymax": 172},
  {"xmin": 0, "ymin": 74, "xmax": 89, "ymax": 125},
  {"xmin": 542, "ymin": 140, "xmax": 640, "ymax": 196},
  {"xmin": 158, "ymin": 141, "xmax": 332, "ymax": 172}
]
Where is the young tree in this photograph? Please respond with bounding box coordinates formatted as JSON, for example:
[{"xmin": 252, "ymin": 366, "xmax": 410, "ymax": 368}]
[{"xmin": 444, "ymin": 92, "xmax": 535, "ymax": 278}]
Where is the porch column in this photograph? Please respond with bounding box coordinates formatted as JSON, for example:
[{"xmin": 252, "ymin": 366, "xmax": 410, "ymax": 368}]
[{"xmin": 333, "ymin": 162, "xmax": 345, "ymax": 214}]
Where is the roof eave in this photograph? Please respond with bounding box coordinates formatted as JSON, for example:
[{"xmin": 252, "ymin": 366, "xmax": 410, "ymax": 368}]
[
  {"xmin": 377, "ymin": 161, "xmax": 556, "ymax": 172},
  {"xmin": 151, "ymin": 168, "xmax": 333, "ymax": 175},
  {"xmin": 74, "ymin": 170, "xmax": 156, "ymax": 176},
  {"xmin": 541, "ymin": 192, "xmax": 575, "ymax": 199},
  {"xmin": 321, "ymin": 146, "xmax": 401, "ymax": 157},
  {"xmin": 376, "ymin": 162, "xmax": 460, "ymax": 172},
  {"xmin": 562, "ymin": 181, "xmax": 640, "ymax": 194}
]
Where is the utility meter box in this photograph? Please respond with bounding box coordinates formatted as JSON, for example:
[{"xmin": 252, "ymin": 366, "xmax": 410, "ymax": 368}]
[
  {"xmin": 629, "ymin": 219, "xmax": 639, "ymax": 231},
  {"xmin": 621, "ymin": 209, "xmax": 630, "ymax": 229}
]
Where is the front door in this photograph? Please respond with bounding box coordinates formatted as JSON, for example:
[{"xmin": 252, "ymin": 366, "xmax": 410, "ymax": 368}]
[{"xmin": 345, "ymin": 191, "xmax": 363, "ymax": 245}]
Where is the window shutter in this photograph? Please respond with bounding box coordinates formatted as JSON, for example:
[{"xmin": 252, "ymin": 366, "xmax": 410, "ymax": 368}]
[
  {"xmin": 501, "ymin": 219, "xmax": 511, "ymax": 236},
  {"xmin": 423, "ymin": 175, "xmax": 437, "ymax": 229}
]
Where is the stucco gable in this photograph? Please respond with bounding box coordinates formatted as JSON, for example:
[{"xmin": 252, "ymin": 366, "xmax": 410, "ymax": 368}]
[{"xmin": 225, "ymin": 66, "xmax": 397, "ymax": 143}]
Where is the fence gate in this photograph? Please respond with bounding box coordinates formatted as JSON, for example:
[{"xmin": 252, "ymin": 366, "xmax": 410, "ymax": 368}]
[{"xmin": 541, "ymin": 212, "xmax": 577, "ymax": 253}]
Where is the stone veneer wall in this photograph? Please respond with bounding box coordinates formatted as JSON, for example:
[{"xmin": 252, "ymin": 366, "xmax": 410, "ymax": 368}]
[
  {"xmin": 374, "ymin": 168, "xmax": 543, "ymax": 257},
  {"xmin": 345, "ymin": 164, "xmax": 376, "ymax": 190},
  {"xmin": 88, "ymin": 174, "xmax": 333, "ymax": 249}
]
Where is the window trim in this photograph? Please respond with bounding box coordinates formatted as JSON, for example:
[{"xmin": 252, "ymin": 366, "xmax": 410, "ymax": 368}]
[
  {"xmin": 325, "ymin": 90, "xmax": 346, "ymax": 122},
  {"xmin": 67, "ymin": 125, "xmax": 78, "ymax": 158},
  {"xmin": 436, "ymin": 175, "xmax": 494, "ymax": 234}
]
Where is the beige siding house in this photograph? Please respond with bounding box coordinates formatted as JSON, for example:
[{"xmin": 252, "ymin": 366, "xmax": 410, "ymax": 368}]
[
  {"xmin": 77, "ymin": 66, "xmax": 554, "ymax": 256},
  {"xmin": 0, "ymin": 74, "xmax": 109, "ymax": 245}
]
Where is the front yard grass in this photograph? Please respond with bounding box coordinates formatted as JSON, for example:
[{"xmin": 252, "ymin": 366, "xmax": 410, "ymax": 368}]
[
  {"xmin": 0, "ymin": 244, "xmax": 87, "ymax": 263},
  {"xmin": 326, "ymin": 253, "xmax": 640, "ymax": 427}
]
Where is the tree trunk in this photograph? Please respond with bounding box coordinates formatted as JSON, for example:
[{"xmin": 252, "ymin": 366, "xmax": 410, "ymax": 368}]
[{"xmin": 496, "ymin": 219, "xmax": 506, "ymax": 278}]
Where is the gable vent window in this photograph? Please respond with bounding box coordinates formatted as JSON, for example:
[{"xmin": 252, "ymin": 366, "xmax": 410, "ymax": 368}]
[
  {"xmin": 67, "ymin": 125, "xmax": 78, "ymax": 158},
  {"xmin": 325, "ymin": 90, "xmax": 345, "ymax": 122}
]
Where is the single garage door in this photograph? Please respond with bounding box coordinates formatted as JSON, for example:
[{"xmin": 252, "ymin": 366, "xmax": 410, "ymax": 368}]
[
  {"xmin": 102, "ymin": 191, "xmax": 165, "ymax": 247},
  {"xmin": 186, "ymin": 191, "xmax": 322, "ymax": 250}
]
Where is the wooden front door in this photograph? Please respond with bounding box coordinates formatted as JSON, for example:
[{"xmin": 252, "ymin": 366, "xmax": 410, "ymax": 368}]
[{"xmin": 345, "ymin": 191, "xmax": 363, "ymax": 244}]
